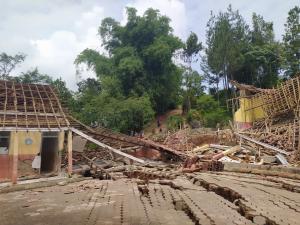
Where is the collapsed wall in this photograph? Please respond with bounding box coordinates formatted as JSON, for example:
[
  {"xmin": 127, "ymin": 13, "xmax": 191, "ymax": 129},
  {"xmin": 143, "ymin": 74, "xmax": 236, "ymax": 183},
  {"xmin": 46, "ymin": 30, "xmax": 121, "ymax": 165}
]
[{"xmin": 231, "ymin": 74, "xmax": 300, "ymax": 160}]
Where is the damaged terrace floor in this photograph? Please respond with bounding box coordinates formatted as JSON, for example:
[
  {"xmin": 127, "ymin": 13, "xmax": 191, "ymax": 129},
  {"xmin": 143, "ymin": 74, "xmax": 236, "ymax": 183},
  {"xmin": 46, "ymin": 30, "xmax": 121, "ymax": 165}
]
[{"xmin": 1, "ymin": 172, "xmax": 300, "ymax": 225}]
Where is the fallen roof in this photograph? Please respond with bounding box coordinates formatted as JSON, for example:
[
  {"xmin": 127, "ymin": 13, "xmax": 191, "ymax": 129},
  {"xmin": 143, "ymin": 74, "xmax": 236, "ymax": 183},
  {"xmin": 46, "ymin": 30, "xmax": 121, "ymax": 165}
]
[{"xmin": 230, "ymin": 80, "xmax": 271, "ymax": 94}]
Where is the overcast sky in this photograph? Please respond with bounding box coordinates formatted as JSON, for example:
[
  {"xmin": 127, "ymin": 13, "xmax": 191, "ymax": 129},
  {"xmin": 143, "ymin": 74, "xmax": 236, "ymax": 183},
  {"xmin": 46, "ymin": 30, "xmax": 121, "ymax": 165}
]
[{"xmin": 0, "ymin": 0, "xmax": 298, "ymax": 89}]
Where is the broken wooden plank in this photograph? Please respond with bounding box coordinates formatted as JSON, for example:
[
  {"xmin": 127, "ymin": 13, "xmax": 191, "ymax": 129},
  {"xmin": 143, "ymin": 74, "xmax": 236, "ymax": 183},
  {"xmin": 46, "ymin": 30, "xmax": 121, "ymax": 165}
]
[
  {"xmin": 234, "ymin": 132, "xmax": 290, "ymax": 156},
  {"xmin": 71, "ymin": 127, "xmax": 145, "ymax": 164},
  {"xmin": 276, "ymin": 154, "xmax": 289, "ymax": 165},
  {"xmin": 212, "ymin": 145, "xmax": 241, "ymax": 160}
]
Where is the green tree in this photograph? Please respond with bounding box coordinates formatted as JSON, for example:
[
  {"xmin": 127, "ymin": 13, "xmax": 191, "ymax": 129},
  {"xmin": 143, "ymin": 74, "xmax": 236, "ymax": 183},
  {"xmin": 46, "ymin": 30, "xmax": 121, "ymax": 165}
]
[
  {"xmin": 76, "ymin": 93, "xmax": 154, "ymax": 134},
  {"xmin": 195, "ymin": 95, "xmax": 230, "ymax": 127},
  {"xmin": 13, "ymin": 68, "xmax": 74, "ymax": 109},
  {"xmin": 0, "ymin": 53, "xmax": 26, "ymax": 79},
  {"xmin": 251, "ymin": 13, "xmax": 274, "ymax": 46},
  {"xmin": 283, "ymin": 6, "xmax": 300, "ymax": 77},
  {"xmin": 76, "ymin": 7, "xmax": 183, "ymax": 114},
  {"xmin": 203, "ymin": 6, "xmax": 283, "ymax": 93},
  {"xmin": 16, "ymin": 68, "xmax": 53, "ymax": 84},
  {"xmin": 182, "ymin": 32, "xmax": 202, "ymax": 67},
  {"xmin": 51, "ymin": 78, "xmax": 74, "ymax": 109},
  {"xmin": 181, "ymin": 32, "xmax": 202, "ymax": 114},
  {"xmin": 204, "ymin": 5, "xmax": 249, "ymax": 92},
  {"xmin": 234, "ymin": 14, "xmax": 282, "ymax": 88}
]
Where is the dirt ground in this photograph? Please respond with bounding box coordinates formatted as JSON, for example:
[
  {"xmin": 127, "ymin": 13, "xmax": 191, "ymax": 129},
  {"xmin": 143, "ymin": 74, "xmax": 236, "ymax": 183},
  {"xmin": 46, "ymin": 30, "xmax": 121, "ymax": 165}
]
[{"xmin": 0, "ymin": 172, "xmax": 299, "ymax": 225}]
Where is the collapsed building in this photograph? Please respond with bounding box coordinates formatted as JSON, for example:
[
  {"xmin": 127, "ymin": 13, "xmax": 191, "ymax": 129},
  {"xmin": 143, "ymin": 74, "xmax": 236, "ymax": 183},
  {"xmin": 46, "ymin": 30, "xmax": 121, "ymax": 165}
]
[
  {"xmin": 0, "ymin": 80, "xmax": 184, "ymax": 184},
  {"xmin": 0, "ymin": 80, "xmax": 72, "ymax": 183},
  {"xmin": 231, "ymin": 74, "xmax": 300, "ymax": 161},
  {"xmin": 1, "ymin": 80, "xmax": 300, "ymax": 225}
]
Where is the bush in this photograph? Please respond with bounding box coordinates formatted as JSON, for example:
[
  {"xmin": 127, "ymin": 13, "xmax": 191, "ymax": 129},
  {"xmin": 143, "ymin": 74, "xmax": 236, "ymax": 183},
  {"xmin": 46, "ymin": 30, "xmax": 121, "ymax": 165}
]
[
  {"xmin": 97, "ymin": 95, "xmax": 155, "ymax": 134},
  {"xmin": 186, "ymin": 109, "xmax": 201, "ymax": 123},
  {"xmin": 167, "ymin": 115, "xmax": 184, "ymax": 131},
  {"xmin": 191, "ymin": 95, "xmax": 230, "ymax": 128},
  {"xmin": 186, "ymin": 109, "xmax": 202, "ymax": 128}
]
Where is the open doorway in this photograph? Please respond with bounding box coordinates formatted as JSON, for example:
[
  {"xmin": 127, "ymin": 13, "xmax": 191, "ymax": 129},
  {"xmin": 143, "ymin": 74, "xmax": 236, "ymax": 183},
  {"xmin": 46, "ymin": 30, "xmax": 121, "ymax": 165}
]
[
  {"xmin": 40, "ymin": 132, "xmax": 59, "ymax": 173},
  {"xmin": 0, "ymin": 131, "xmax": 10, "ymax": 155}
]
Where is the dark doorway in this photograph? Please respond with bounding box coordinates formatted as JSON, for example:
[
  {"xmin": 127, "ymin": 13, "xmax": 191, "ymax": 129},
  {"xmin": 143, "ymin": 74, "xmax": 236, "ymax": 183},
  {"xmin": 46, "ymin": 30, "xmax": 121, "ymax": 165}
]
[
  {"xmin": 0, "ymin": 131, "xmax": 10, "ymax": 154},
  {"xmin": 41, "ymin": 133, "xmax": 59, "ymax": 173}
]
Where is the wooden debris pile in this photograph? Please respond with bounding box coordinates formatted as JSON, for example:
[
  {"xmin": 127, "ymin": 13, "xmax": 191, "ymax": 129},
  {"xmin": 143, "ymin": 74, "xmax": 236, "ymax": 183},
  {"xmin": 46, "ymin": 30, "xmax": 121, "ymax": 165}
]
[
  {"xmin": 238, "ymin": 75, "xmax": 300, "ymax": 161},
  {"xmin": 162, "ymin": 128, "xmax": 222, "ymax": 152},
  {"xmin": 187, "ymin": 142, "xmax": 289, "ymax": 167},
  {"xmin": 239, "ymin": 118, "xmax": 298, "ymax": 153},
  {"xmin": 163, "ymin": 129, "xmax": 194, "ymax": 152}
]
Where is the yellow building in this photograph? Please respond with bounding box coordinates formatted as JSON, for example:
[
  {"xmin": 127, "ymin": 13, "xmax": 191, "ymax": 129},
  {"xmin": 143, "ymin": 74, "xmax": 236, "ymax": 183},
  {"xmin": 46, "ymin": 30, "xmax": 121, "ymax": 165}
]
[
  {"xmin": 231, "ymin": 81, "xmax": 269, "ymax": 130},
  {"xmin": 0, "ymin": 80, "xmax": 71, "ymax": 183}
]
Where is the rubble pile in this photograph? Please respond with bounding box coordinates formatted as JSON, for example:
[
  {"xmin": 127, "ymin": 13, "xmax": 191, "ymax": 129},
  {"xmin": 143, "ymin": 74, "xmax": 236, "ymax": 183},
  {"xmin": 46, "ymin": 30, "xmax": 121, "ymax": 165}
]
[
  {"xmin": 68, "ymin": 75, "xmax": 300, "ymax": 180},
  {"xmin": 241, "ymin": 118, "xmax": 298, "ymax": 154},
  {"xmin": 227, "ymin": 75, "xmax": 300, "ymax": 165},
  {"xmin": 163, "ymin": 129, "xmax": 194, "ymax": 152},
  {"xmin": 72, "ymin": 148, "xmax": 113, "ymax": 162},
  {"xmin": 157, "ymin": 126, "xmax": 293, "ymax": 168},
  {"xmin": 162, "ymin": 128, "xmax": 221, "ymax": 152}
]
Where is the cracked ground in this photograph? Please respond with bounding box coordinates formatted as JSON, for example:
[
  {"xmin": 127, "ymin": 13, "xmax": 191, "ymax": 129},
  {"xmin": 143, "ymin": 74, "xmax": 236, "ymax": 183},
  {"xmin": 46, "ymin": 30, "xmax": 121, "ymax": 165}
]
[{"xmin": 0, "ymin": 172, "xmax": 299, "ymax": 225}]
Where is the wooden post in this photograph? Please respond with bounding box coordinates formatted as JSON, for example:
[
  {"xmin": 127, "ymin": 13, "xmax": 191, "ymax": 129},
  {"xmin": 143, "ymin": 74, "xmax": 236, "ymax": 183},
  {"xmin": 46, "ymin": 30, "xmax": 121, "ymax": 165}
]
[
  {"xmin": 68, "ymin": 130, "xmax": 72, "ymax": 176},
  {"xmin": 12, "ymin": 132, "xmax": 19, "ymax": 184}
]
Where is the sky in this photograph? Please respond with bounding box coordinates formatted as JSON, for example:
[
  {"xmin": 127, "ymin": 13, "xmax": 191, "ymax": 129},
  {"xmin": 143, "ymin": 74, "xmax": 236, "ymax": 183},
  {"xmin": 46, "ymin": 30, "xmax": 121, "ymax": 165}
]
[{"xmin": 0, "ymin": 0, "xmax": 298, "ymax": 90}]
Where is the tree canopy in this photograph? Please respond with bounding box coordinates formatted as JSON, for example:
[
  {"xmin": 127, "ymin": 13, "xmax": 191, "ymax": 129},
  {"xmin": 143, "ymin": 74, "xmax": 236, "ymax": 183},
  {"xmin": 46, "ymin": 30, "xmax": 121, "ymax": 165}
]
[
  {"xmin": 1, "ymin": 5, "xmax": 299, "ymax": 132},
  {"xmin": 76, "ymin": 7, "xmax": 183, "ymax": 114},
  {"xmin": 283, "ymin": 6, "xmax": 300, "ymax": 77},
  {"xmin": 0, "ymin": 53, "xmax": 26, "ymax": 79}
]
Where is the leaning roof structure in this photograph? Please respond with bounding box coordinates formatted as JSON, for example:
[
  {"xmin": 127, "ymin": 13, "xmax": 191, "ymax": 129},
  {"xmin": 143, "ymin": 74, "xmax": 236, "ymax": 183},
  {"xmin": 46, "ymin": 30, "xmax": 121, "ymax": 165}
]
[
  {"xmin": 0, "ymin": 80, "xmax": 69, "ymax": 131},
  {"xmin": 230, "ymin": 80, "xmax": 271, "ymax": 94}
]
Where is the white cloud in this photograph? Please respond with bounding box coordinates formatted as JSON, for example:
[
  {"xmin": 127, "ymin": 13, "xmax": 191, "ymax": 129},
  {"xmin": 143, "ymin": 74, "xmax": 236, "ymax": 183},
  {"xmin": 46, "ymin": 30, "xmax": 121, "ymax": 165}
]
[
  {"xmin": 0, "ymin": 0, "xmax": 298, "ymax": 90},
  {"xmin": 14, "ymin": 5, "xmax": 105, "ymax": 89},
  {"xmin": 123, "ymin": 0, "xmax": 187, "ymax": 40}
]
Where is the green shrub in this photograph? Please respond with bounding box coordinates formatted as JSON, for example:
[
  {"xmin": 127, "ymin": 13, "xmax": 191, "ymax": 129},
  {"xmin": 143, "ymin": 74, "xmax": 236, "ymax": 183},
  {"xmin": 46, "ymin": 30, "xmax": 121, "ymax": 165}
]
[
  {"xmin": 186, "ymin": 109, "xmax": 202, "ymax": 123},
  {"xmin": 191, "ymin": 94, "xmax": 230, "ymax": 128},
  {"xmin": 97, "ymin": 95, "xmax": 155, "ymax": 134},
  {"xmin": 167, "ymin": 115, "xmax": 184, "ymax": 131}
]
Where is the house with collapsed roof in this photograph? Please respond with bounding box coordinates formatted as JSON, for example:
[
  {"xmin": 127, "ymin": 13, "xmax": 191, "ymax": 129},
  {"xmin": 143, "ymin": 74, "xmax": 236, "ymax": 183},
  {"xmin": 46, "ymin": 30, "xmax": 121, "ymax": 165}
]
[
  {"xmin": 0, "ymin": 80, "xmax": 182, "ymax": 184},
  {"xmin": 230, "ymin": 80, "xmax": 269, "ymax": 130},
  {"xmin": 230, "ymin": 75, "xmax": 300, "ymax": 159},
  {"xmin": 232, "ymin": 76, "xmax": 300, "ymax": 130},
  {"xmin": 0, "ymin": 80, "xmax": 73, "ymax": 183}
]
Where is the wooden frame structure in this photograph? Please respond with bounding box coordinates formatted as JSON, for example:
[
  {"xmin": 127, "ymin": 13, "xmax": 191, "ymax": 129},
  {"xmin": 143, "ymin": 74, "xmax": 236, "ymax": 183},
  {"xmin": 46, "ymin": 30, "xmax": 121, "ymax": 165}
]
[
  {"xmin": 231, "ymin": 74, "xmax": 300, "ymax": 158},
  {"xmin": 0, "ymin": 80, "xmax": 69, "ymax": 130},
  {"xmin": 0, "ymin": 80, "xmax": 185, "ymax": 184},
  {"xmin": 0, "ymin": 80, "xmax": 148, "ymax": 184},
  {"xmin": 0, "ymin": 80, "xmax": 72, "ymax": 184}
]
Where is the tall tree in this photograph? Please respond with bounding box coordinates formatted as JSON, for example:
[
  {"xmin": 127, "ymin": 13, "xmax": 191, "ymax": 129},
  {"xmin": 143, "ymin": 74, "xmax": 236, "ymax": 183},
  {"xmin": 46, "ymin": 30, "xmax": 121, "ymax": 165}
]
[
  {"xmin": 251, "ymin": 13, "xmax": 274, "ymax": 46},
  {"xmin": 204, "ymin": 5, "xmax": 249, "ymax": 93},
  {"xmin": 182, "ymin": 32, "xmax": 202, "ymax": 67},
  {"xmin": 283, "ymin": 6, "xmax": 300, "ymax": 77},
  {"xmin": 76, "ymin": 7, "xmax": 183, "ymax": 114},
  {"xmin": 181, "ymin": 32, "xmax": 202, "ymax": 114},
  {"xmin": 0, "ymin": 53, "xmax": 26, "ymax": 79},
  {"xmin": 234, "ymin": 13, "xmax": 281, "ymax": 88}
]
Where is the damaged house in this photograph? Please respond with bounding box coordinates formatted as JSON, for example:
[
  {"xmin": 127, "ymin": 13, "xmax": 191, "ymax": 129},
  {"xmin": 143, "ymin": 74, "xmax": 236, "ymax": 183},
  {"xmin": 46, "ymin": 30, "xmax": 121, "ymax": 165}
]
[
  {"xmin": 0, "ymin": 80, "xmax": 72, "ymax": 183},
  {"xmin": 0, "ymin": 80, "xmax": 184, "ymax": 184},
  {"xmin": 231, "ymin": 75, "xmax": 300, "ymax": 160}
]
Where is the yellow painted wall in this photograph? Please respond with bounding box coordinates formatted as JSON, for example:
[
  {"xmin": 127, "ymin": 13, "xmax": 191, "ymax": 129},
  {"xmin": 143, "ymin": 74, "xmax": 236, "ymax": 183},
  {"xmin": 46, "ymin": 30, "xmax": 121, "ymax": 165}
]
[
  {"xmin": 234, "ymin": 96, "xmax": 266, "ymax": 123},
  {"xmin": 58, "ymin": 131, "xmax": 65, "ymax": 151},
  {"xmin": 9, "ymin": 131, "xmax": 65, "ymax": 155},
  {"xmin": 9, "ymin": 131, "xmax": 41, "ymax": 155}
]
